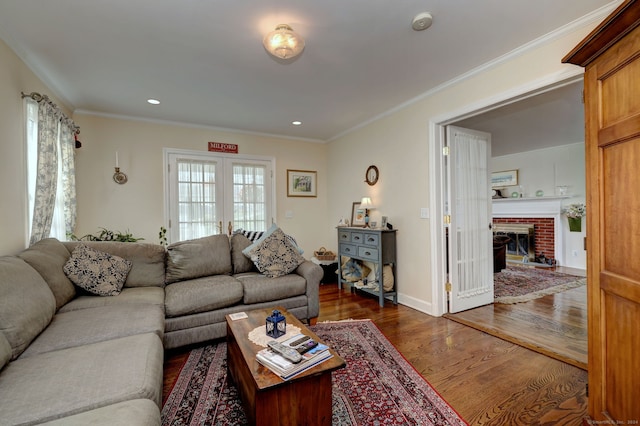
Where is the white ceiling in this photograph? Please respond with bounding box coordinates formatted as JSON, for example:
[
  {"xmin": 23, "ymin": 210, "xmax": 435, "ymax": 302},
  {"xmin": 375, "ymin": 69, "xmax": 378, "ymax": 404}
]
[
  {"xmin": 0, "ymin": 0, "xmax": 616, "ymax": 146},
  {"xmin": 455, "ymin": 81, "xmax": 585, "ymax": 157}
]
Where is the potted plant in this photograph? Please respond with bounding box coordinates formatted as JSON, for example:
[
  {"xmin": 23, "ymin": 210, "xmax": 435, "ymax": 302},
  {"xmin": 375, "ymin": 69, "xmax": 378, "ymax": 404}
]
[
  {"xmin": 67, "ymin": 228, "xmax": 144, "ymax": 242},
  {"xmin": 562, "ymin": 203, "xmax": 586, "ymax": 232}
]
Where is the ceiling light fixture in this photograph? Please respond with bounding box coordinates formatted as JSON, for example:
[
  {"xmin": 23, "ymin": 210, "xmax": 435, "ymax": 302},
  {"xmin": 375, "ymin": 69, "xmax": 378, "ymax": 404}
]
[
  {"xmin": 292, "ymin": 121, "xmax": 302, "ymax": 126},
  {"xmin": 263, "ymin": 24, "xmax": 305, "ymax": 59},
  {"xmin": 147, "ymin": 99, "xmax": 160, "ymax": 105}
]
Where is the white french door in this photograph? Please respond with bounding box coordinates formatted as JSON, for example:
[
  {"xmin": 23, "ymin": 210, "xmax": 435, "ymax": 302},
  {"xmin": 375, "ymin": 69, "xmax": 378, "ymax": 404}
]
[
  {"xmin": 165, "ymin": 149, "xmax": 274, "ymax": 243},
  {"xmin": 446, "ymin": 126, "xmax": 493, "ymax": 313}
]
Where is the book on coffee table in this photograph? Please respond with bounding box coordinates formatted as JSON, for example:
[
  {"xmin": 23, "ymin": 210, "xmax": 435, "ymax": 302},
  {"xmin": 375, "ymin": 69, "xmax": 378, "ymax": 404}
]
[{"xmin": 256, "ymin": 334, "xmax": 333, "ymax": 380}]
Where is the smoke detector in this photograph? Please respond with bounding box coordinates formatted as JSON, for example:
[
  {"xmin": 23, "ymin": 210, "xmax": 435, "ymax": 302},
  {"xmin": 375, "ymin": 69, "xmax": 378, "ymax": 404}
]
[{"xmin": 412, "ymin": 12, "xmax": 433, "ymax": 31}]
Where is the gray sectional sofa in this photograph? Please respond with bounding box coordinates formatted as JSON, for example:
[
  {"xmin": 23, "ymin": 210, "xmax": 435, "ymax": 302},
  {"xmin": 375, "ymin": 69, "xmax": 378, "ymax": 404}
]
[{"xmin": 0, "ymin": 232, "xmax": 322, "ymax": 425}]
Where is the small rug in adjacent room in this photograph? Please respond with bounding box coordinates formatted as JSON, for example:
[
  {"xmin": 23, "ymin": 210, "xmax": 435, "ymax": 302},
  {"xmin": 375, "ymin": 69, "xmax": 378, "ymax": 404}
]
[
  {"xmin": 494, "ymin": 264, "xmax": 586, "ymax": 304},
  {"xmin": 162, "ymin": 319, "xmax": 467, "ymax": 426}
]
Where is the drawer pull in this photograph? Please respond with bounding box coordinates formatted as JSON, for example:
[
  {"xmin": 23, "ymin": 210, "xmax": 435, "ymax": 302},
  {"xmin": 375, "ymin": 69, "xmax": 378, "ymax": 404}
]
[
  {"xmin": 354, "ymin": 236, "xmax": 360, "ymax": 241},
  {"xmin": 345, "ymin": 248, "xmax": 351, "ymax": 252},
  {"xmin": 367, "ymin": 237, "xmax": 375, "ymax": 242},
  {"xmin": 364, "ymin": 251, "xmax": 371, "ymax": 256}
]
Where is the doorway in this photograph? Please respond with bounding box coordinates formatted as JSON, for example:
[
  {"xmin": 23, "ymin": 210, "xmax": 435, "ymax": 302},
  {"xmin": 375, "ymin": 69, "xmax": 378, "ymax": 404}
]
[
  {"xmin": 429, "ymin": 72, "xmax": 588, "ymax": 366},
  {"xmin": 428, "ymin": 72, "xmax": 585, "ymax": 316}
]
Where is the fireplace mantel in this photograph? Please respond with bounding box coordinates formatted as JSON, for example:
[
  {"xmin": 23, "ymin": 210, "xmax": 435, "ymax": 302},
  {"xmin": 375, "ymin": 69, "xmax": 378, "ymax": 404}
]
[{"xmin": 492, "ymin": 196, "xmax": 566, "ymax": 216}]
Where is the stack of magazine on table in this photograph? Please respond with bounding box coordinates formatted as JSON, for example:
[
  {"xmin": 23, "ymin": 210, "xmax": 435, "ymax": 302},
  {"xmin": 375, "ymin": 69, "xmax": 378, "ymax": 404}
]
[{"xmin": 256, "ymin": 333, "xmax": 333, "ymax": 380}]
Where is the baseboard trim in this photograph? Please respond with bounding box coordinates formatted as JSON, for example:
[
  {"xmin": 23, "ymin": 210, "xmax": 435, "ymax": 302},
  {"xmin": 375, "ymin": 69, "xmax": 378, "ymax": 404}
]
[{"xmin": 397, "ymin": 293, "xmax": 434, "ymax": 316}]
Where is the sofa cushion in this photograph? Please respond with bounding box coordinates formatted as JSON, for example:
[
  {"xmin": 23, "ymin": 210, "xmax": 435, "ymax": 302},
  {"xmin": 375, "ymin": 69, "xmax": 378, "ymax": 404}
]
[
  {"xmin": 58, "ymin": 287, "xmax": 165, "ymax": 313},
  {"xmin": 0, "ymin": 333, "xmax": 11, "ymax": 371},
  {"xmin": 165, "ymin": 275, "xmax": 243, "ymax": 317},
  {"xmin": 64, "ymin": 244, "xmax": 132, "ymax": 296},
  {"xmin": 166, "ymin": 234, "xmax": 232, "ymax": 283},
  {"xmin": 0, "ymin": 333, "xmax": 163, "ymax": 425},
  {"xmin": 20, "ymin": 304, "xmax": 165, "ymax": 358},
  {"xmin": 236, "ymin": 272, "xmax": 307, "ymax": 304},
  {"xmin": 0, "ymin": 256, "xmax": 56, "ymax": 359},
  {"xmin": 18, "ymin": 238, "xmax": 75, "ymax": 310},
  {"xmin": 39, "ymin": 399, "xmax": 160, "ymax": 426},
  {"xmin": 230, "ymin": 233, "xmax": 257, "ymax": 274},
  {"xmin": 244, "ymin": 227, "xmax": 305, "ymax": 278},
  {"xmin": 64, "ymin": 241, "xmax": 167, "ymax": 288}
]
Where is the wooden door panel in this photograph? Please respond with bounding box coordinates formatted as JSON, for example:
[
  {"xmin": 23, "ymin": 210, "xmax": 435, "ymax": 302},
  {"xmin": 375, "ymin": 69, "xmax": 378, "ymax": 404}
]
[
  {"xmin": 602, "ymin": 139, "xmax": 640, "ymax": 278},
  {"xmin": 600, "ymin": 51, "xmax": 640, "ymax": 127},
  {"xmin": 603, "ymin": 293, "xmax": 640, "ymax": 419}
]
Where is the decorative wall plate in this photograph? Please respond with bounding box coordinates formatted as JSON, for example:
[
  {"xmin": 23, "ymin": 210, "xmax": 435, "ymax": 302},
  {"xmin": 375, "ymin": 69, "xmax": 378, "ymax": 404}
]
[{"xmin": 113, "ymin": 170, "xmax": 128, "ymax": 184}]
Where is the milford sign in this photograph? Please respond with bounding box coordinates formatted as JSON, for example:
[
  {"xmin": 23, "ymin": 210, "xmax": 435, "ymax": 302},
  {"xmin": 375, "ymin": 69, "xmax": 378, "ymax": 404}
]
[{"xmin": 208, "ymin": 142, "xmax": 238, "ymax": 154}]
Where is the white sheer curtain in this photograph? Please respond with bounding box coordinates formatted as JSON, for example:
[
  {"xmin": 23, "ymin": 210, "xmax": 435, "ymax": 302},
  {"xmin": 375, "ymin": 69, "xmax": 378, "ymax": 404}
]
[
  {"xmin": 453, "ymin": 131, "xmax": 491, "ymax": 296},
  {"xmin": 26, "ymin": 95, "xmax": 78, "ymax": 245}
]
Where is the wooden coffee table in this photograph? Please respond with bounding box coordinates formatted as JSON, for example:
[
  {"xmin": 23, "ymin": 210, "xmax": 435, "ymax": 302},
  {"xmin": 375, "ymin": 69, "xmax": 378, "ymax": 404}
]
[{"xmin": 226, "ymin": 307, "xmax": 345, "ymax": 426}]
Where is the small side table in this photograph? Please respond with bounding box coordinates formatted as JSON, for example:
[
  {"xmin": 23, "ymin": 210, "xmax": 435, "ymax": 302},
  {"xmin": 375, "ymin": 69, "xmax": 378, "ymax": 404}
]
[
  {"xmin": 337, "ymin": 227, "xmax": 397, "ymax": 306},
  {"xmin": 311, "ymin": 257, "xmax": 338, "ymax": 284}
]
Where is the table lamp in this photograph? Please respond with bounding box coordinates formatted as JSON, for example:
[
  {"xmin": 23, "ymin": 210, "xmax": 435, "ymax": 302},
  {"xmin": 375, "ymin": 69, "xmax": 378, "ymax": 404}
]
[{"xmin": 360, "ymin": 197, "xmax": 375, "ymax": 228}]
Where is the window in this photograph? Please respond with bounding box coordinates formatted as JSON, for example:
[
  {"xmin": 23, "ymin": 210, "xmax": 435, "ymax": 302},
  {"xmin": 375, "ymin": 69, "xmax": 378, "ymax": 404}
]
[
  {"xmin": 25, "ymin": 98, "xmax": 76, "ymax": 244},
  {"xmin": 165, "ymin": 149, "xmax": 274, "ymax": 243}
]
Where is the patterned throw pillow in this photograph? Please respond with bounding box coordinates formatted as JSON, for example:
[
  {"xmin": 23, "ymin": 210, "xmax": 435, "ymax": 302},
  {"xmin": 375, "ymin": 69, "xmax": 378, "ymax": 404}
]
[
  {"xmin": 63, "ymin": 244, "xmax": 132, "ymax": 296},
  {"xmin": 245, "ymin": 227, "xmax": 305, "ymax": 278}
]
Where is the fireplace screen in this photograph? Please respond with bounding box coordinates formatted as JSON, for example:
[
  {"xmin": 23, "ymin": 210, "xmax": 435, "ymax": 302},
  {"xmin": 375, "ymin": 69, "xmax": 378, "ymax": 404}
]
[{"xmin": 493, "ymin": 223, "xmax": 535, "ymax": 262}]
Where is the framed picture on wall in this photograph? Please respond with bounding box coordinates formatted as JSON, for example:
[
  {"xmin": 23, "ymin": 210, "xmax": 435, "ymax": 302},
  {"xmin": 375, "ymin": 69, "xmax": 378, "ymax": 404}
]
[
  {"xmin": 351, "ymin": 201, "xmax": 366, "ymax": 227},
  {"xmin": 491, "ymin": 169, "xmax": 518, "ymax": 188},
  {"xmin": 287, "ymin": 170, "xmax": 317, "ymax": 197}
]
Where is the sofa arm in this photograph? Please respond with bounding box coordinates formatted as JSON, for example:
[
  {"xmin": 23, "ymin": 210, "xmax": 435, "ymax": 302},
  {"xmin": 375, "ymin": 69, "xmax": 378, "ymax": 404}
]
[{"xmin": 295, "ymin": 260, "xmax": 323, "ymax": 319}]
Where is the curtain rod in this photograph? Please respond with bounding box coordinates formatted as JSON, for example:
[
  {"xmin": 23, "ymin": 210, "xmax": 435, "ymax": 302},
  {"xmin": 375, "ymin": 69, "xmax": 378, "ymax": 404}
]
[{"xmin": 21, "ymin": 91, "xmax": 80, "ymax": 134}]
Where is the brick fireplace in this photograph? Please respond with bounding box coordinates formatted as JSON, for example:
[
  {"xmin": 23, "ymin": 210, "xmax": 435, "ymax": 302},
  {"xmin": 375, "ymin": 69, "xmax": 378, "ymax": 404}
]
[
  {"xmin": 492, "ymin": 197, "xmax": 565, "ymax": 266},
  {"xmin": 493, "ymin": 217, "xmax": 555, "ymax": 261}
]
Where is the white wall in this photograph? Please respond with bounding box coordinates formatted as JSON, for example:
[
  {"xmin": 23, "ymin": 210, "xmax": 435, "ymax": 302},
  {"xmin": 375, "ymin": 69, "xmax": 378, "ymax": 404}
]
[
  {"xmin": 71, "ymin": 113, "xmax": 328, "ymax": 255},
  {"xmin": 492, "ymin": 143, "xmax": 586, "ymax": 269},
  {"xmin": 327, "ymin": 18, "xmax": 600, "ymax": 314}
]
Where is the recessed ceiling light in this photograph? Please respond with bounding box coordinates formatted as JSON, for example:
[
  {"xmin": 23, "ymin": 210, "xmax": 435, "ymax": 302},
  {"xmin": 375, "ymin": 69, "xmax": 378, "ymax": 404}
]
[
  {"xmin": 292, "ymin": 121, "xmax": 302, "ymax": 126},
  {"xmin": 147, "ymin": 99, "xmax": 160, "ymax": 105}
]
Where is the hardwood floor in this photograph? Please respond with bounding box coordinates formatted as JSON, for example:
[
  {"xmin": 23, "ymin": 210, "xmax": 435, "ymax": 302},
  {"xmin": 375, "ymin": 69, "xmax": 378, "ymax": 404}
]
[
  {"xmin": 445, "ymin": 266, "xmax": 587, "ymax": 369},
  {"xmin": 445, "ymin": 288, "xmax": 587, "ymax": 369},
  {"xmin": 163, "ymin": 283, "xmax": 588, "ymax": 425}
]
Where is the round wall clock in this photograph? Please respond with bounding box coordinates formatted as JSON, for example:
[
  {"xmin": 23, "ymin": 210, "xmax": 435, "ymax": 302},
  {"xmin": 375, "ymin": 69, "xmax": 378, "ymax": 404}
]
[{"xmin": 365, "ymin": 165, "xmax": 379, "ymax": 186}]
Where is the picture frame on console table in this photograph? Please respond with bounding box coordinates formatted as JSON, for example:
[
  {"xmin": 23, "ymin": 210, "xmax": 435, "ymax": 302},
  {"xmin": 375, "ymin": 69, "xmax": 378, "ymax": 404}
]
[
  {"xmin": 287, "ymin": 170, "xmax": 317, "ymax": 197},
  {"xmin": 351, "ymin": 202, "xmax": 366, "ymax": 227},
  {"xmin": 491, "ymin": 169, "xmax": 518, "ymax": 188},
  {"xmin": 381, "ymin": 216, "xmax": 388, "ymax": 229}
]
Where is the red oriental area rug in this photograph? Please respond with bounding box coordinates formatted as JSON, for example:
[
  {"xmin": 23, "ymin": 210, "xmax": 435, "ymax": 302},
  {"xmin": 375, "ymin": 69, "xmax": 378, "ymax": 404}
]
[
  {"xmin": 494, "ymin": 265, "xmax": 586, "ymax": 304},
  {"xmin": 162, "ymin": 319, "xmax": 467, "ymax": 426}
]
